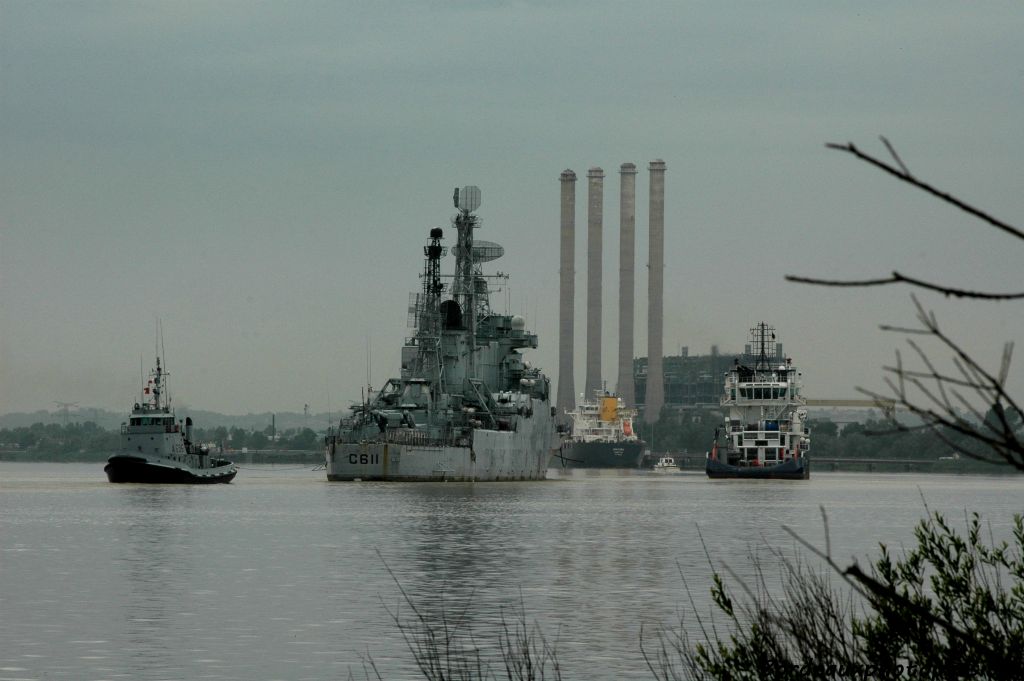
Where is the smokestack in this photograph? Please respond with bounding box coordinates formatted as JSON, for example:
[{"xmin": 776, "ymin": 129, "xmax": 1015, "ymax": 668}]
[
  {"xmin": 645, "ymin": 159, "xmax": 666, "ymax": 423},
  {"xmin": 616, "ymin": 163, "xmax": 637, "ymax": 406},
  {"xmin": 585, "ymin": 167, "xmax": 604, "ymax": 397},
  {"xmin": 557, "ymin": 169, "xmax": 577, "ymax": 424}
]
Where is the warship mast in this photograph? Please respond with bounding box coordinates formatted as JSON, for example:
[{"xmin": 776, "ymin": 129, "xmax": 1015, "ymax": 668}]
[{"xmin": 451, "ymin": 186, "xmax": 481, "ymax": 376}]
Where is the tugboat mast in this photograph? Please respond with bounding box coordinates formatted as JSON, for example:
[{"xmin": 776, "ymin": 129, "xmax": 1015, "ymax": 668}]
[{"xmin": 751, "ymin": 321, "xmax": 776, "ymax": 370}]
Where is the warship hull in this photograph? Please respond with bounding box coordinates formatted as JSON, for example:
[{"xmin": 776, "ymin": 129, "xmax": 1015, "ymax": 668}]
[
  {"xmin": 327, "ymin": 411, "xmax": 553, "ymax": 481},
  {"xmin": 555, "ymin": 441, "xmax": 646, "ymax": 469},
  {"xmin": 105, "ymin": 455, "xmax": 237, "ymax": 484},
  {"xmin": 705, "ymin": 455, "xmax": 808, "ymax": 480}
]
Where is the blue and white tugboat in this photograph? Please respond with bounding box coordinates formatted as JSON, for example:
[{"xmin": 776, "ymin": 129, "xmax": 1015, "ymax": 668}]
[
  {"xmin": 105, "ymin": 355, "xmax": 237, "ymax": 484},
  {"xmin": 706, "ymin": 323, "xmax": 810, "ymax": 480},
  {"xmin": 325, "ymin": 186, "xmax": 555, "ymax": 481}
]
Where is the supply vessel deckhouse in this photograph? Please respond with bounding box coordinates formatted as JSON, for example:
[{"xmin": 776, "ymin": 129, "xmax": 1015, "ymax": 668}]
[
  {"xmin": 555, "ymin": 390, "xmax": 646, "ymax": 468},
  {"xmin": 325, "ymin": 186, "xmax": 555, "ymax": 481},
  {"xmin": 706, "ymin": 322, "xmax": 810, "ymax": 480},
  {"xmin": 105, "ymin": 354, "xmax": 237, "ymax": 484}
]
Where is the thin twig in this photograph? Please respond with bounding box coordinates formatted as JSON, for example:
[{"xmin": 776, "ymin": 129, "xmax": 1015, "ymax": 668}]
[
  {"xmin": 825, "ymin": 141, "xmax": 1024, "ymax": 242},
  {"xmin": 785, "ymin": 272, "xmax": 1024, "ymax": 300}
]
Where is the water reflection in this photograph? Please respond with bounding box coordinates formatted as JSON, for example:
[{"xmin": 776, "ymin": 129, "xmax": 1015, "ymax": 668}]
[
  {"xmin": 114, "ymin": 486, "xmax": 197, "ymax": 676},
  {"xmin": 4, "ymin": 464, "xmax": 1022, "ymax": 680}
]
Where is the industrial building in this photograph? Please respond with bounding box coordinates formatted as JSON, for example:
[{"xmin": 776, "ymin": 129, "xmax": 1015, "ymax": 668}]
[{"xmin": 633, "ymin": 342, "xmax": 783, "ymax": 414}]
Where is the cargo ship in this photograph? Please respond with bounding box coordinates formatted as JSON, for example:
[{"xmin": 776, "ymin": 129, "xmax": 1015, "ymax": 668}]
[
  {"xmin": 555, "ymin": 391, "xmax": 646, "ymax": 468},
  {"xmin": 325, "ymin": 186, "xmax": 555, "ymax": 481},
  {"xmin": 706, "ymin": 322, "xmax": 810, "ymax": 480}
]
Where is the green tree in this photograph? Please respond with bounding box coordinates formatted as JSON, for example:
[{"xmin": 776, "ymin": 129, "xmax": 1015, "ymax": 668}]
[
  {"xmin": 288, "ymin": 428, "xmax": 318, "ymax": 450},
  {"xmin": 809, "ymin": 419, "xmax": 838, "ymax": 438},
  {"xmin": 228, "ymin": 426, "xmax": 248, "ymax": 449},
  {"xmin": 644, "ymin": 511, "xmax": 1024, "ymax": 680},
  {"xmin": 248, "ymin": 430, "xmax": 268, "ymax": 450}
]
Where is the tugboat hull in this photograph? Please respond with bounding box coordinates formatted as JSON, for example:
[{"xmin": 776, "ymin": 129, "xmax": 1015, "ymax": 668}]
[
  {"xmin": 705, "ymin": 456, "xmax": 809, "ymax": 480},
  {"xmin": 105, "ymin": 455, "xmax": 237, "ymax": 484}
]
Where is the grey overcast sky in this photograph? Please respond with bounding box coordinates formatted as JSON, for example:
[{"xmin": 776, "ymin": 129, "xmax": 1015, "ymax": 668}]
[{"xmin": 2, "ymin": 1, "xmax": 1022, "ymax": 416}]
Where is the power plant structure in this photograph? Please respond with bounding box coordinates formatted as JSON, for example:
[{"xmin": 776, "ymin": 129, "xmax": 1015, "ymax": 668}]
[
  {"xmin": 585, "ymin": 167, "xmax": 605, "ymax": 396},
  {"xmin": 645, "ymin": 160, "xmax": 667, "ymax": 423},
  {"xmin": 556, "ymin": 169, "xmax": 578, "ymax": 425},
  {"xmin": 556, "ymin": 159, "xmax": 667, "ymax": 425},
  {"xmin": 616, "ymin": 163, "xmax": 637, "ymax": 407}
]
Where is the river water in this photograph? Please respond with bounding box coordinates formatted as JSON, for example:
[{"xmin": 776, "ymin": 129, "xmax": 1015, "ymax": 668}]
[{"xmin": 1, "ymin": 462, "xmax": 1021, "ymax": 680}]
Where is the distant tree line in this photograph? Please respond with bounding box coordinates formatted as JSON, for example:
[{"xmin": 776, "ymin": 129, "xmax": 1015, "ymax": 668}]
[
  {"xmin": 191, "ymin": 424, "xmax": 321, "ymax": 452},
  {"xmin": 0, "ymin": 421, "xmax": 120, "ymax": 459},
  {"xmin": 634, "ymin": 408, "xmax": 720, "ymax": 454},
  {"xmin": 0, "ymin": 421, "xmax": 323, "ymax": 460},
  {"xmin": 633, "ymin": 405, "xmax": 1022, "ymax": 470}
]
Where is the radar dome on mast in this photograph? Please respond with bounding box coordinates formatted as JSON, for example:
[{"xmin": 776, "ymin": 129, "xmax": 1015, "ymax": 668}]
[
  {"xmin": 472, "ymin": 240, "xmax": 503, "ymax": 263},
  {"xmin": 455, "ymin": 185, "xmax": 481, "ymax": 213}
]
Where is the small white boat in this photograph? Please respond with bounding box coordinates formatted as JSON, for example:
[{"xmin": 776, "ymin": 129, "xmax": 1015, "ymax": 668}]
[{"xmin": 653, "ymin": 455, "xmax": 680, "ymax": 473}]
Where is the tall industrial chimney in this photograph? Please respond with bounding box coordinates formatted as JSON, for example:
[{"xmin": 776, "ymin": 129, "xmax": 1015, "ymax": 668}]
[
  {"xmin": 556, "ymin": 169, "xmax": 577, "ymax": 424},
  {"xmin": 616, "ymin": 163, "xmax": 637, "ymax": 406},
  {"xmin": 645, "ymin": 159, "xmax": 666, "ymax": 423},
  {"xmin": 585, "ymin": 167, "xmax": 604, "ymax": 397}
]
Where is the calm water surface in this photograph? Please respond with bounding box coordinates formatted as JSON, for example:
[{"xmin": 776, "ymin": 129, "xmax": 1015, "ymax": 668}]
[{"xmin": 1, "ymin": 462, "xmax": 1021, "ymax": 680}]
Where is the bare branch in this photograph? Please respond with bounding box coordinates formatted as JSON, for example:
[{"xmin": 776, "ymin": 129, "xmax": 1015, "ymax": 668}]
[
  {"xmin": 825, "ymin": 141, "xmax": 1024, "ymax": 242},
  {"xmin": 785, "ymin": 272, "xmax": 1024, "ymax": 300},
  {"xmin": 880, "ymin": 366, "xmax": 979, "ymax": 390}
]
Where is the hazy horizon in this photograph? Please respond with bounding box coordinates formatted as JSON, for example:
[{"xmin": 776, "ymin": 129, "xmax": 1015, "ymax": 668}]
[{"xmin": 3, "ymin": 2, "xmax": 1022, "ymax": 415}]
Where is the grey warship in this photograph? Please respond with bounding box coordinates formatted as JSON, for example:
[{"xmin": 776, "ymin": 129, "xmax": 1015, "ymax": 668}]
[{"xmin": 325, "ymin": 186, "xmax": 555, "ymax": 481}]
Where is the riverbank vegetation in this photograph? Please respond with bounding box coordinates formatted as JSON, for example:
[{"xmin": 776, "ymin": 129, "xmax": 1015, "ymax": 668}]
[{"xmin": 0, "ymin": 421, "xmax": 321, "ymax": 460}]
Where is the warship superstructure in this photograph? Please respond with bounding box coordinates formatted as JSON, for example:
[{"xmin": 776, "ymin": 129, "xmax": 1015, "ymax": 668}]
[
  {"xmin": 556, "ymin": 391, "xmax": 646, "ymax": 468},
  {"xmin": 325, "ymin": 186, "xmax": 555, "ymax": 481},
  {"xmin": 706, "ymin": 322, "xmax": 810, "ymax": 480},
  {"xmin": 105, "ymin": 354, "xmax": 237, "ymax": 484}
]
